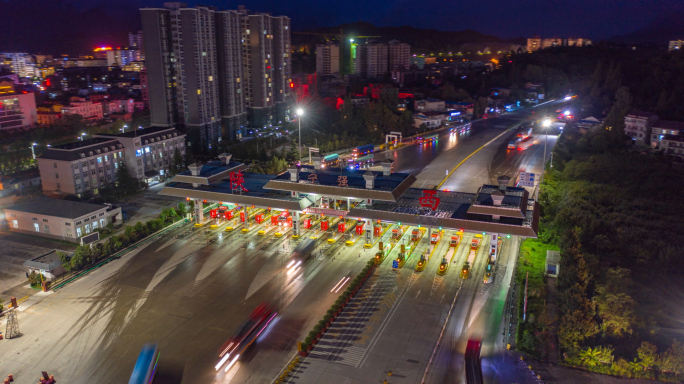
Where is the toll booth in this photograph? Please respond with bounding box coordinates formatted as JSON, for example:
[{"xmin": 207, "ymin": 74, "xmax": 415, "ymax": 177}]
[
  {"xmin": 255, "ymin": 212, "xmax": 265, "ymax": 224},
  {"xmin": 355, "ymin": 222, "xmax": 364, "ymax": 235},
  {"xmin": 303, "ymin": 217, "xmax": 312, "ymax": 229},
  {"xmin": 210, "ymin": 208, "xmax": 219, "ymax": 219},
  {"xmin": 321, "ymin": 218, "xmax": 329, "ymax": 231},
  {"xmin": 338, "ymin": 221, "xmax": 347, "ymax": 233},
  {"xmin": 392, "ymin": 227, "xmax": 402, "ymax": 241},
  {"xmin": 411, "ymin": 229, "xmax": 420, "ymax": 242},
  {"xmin": 431, "ymin": 232, "xmax": 440, "ymax": 244},
  {"xmin": 240, "ymin": 211, "xmax": 245, "ymax": 222},
  {"xmin": 450, "ymin": 235, "xmax": 460, "ymax": 247},
  {"xmin": 225, "ymin": 209, "xmax": 235, "ymax": 219},
  {"xmin": 374, "ymin": 224, "xmax": 382, "ymax": 237}
]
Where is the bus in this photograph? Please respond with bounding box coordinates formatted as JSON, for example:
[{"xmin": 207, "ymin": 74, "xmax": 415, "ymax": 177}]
[
  {"xmin": 129, "ymin": 344, "xmax": 159, "ymax": 384},
  {"xmin": 417, "ymin": 133, "xmax": 438, "ymax": 144},
  {"xmin": 352, "ymin": 144, "xmax": 374, "ymax": 158},
  {"xmin": 348, "ymin": 154, "xmax": 374, "ymax": 170},
  {"xmin": 321, "ymin": 153, "xmax": 339, "ymax": 168}
]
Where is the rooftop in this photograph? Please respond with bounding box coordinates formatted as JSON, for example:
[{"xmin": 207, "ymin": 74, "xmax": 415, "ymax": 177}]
[
  {"xmin": 40, "ymin": 137, "xmax": 124, "ymax": 161},
  {"xmin": 627, "ymin": 110, "xmax": 658, "ymax": 119},
  {"xmin": 654, "ymin": 120, "xmax": 684, "ymax": 131},
  {"xmin": 96, "ymin": 126, "xmax": 185, "ymax": 139},
  {"xmin": 5, "ymin": 197, "xmax": 112, "ymax": 219},
  {"xmin": 24, "ymin": 250, "xmax": 65, "ymax": 271}
]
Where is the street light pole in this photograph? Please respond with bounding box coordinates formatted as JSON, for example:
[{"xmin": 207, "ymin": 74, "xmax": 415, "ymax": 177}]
[
  {"xmin": 540, "ymin": 119, "xmax": 551, "ymax": 184},
  {"xmin": 296, "ymin": 108, "xmax": 304, "ymax": 164},
  {"xmin": 30, "ymin": 143, "xmax": 37, "ymax": 160}
]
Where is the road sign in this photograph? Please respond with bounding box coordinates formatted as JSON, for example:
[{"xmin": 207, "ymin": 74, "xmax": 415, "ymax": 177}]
[
  {"xmin": 519, "ymin": 172, "xmax": 536, "ymax": 187},
  {"xmin": 392, "ymin": 260, "xmax": 399, "ymax": 269}
]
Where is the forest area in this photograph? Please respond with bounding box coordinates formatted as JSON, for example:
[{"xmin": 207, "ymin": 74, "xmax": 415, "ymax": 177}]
[{"xmin": 512, "ymin": 46, "xmax": 684, "ymax": 380}]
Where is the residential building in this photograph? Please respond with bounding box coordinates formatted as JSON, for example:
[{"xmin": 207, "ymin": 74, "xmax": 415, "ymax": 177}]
[
  {"xmin": 668, "ymin": 40, "xmax": 684, "ymax": 52},
  {"xmin": 215, "ymin": 10, "xmax": 247, "ymax": 137},
  {"xmin": 129, "ymin": 30, "xmax": 145, "ymax": 59},
  {"xmin": 61, "ymin": 100, "xmax": 104, "ymax": 121},
  {"xmin": 1, "ymin": 52, "xmax": 36, "ymax": 77},
  {"xmin": 624, "ymin": 110, "xmax": 659, "ymax": 143},
  {"xmin": 651, "ymin": 120, "xmax": 684, "ymax": 148},
  {"xmin": 141, "ymin": 3, "xmax": 291, "ymax": 145},
  {"xmin": 106, "ymin": 49, "xmax": 141, "ymax": 67},
  {"xmin": 661, "ymin": 135, "xmax": 684, "ymax": 158},
  {"xmin": 410, "ymin": 56, "xmax": 426, "ymax": 69},
  {"xmin": 95, "ymin": 126, "xmax": 186, "ymax": 180},
  {"xmin": 415, "ymin": 98, "xmax": 445, "ymax": 112},
  {"xmin": 37, "ymin": 137, "xmax": 125, "ymax": 197},
  {"xmin": 0, "ymin": 91, "xmax": 37, "ymax": 131},
  {"xmin": 389, "ymin": 40, "xmax": 410, "ymax": 71},
  {"xmin": 527, "ymin": 36, "xmax": 591, "ymax": 52},
  {"xmin": 316, "ymin": 42, "xmax": 340, "ymax": 76},
  {"xmin": 355, "ymin": 42, "xmax": 389, "ymax": 78},
  {"xmin": 141, "ymin": 3, "xmax": 222, "ymax": 149},
  {"xmin": 3, "ymin": 197, "xmax": 122, "ymax": 243}
]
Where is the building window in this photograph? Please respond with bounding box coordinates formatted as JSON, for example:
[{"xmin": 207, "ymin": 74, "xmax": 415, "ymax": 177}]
[
  {"xmin": 85, "ymin": 224, "xmax": 91, "ymax": 234},
  {"xmin": 54, "ymin": 163, "xmax": 57, "ymax": 168},
  {"xmin": 55, "ymin": 173, "xmax": 59, "ymax": 179},
  {"xmin": 43, "ymin": 219, "xmax": 48, "ymax": 222},
  {"xmin": 100, "ymin": 218, "xmax": 106, "ymax": 228},
  {"xmin": 77, "ymin": 227, "xmax": 82, "ymax": 237},
  {"xmin": 92, "ymin": 221, "xmax": 98, "ymax": 230},
  {"xmin": 11, "ymin": 220, "xmax": 18, "ymax": 229},
  {"xmin": 34, "ymin": 223, "xmax": 40, "ymax": 232},
  {"xmin": 44, "ymin": 225, "xmax": 50, "ymax": 234},
  {"xmin": 56, "ymin": 183, "xmax": 60, "ymax": 189},
  {"xmin": 97, "ymin": 157, "xmax": 102, "ymax": 163}
]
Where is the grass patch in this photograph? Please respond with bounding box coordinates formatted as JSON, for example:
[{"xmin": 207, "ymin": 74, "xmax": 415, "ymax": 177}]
[{"xmin": 515, "ymin": 238, "xmax": 559, "ymax": 359}]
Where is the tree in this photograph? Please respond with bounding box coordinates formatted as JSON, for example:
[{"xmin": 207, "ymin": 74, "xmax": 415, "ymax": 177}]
[
  {"xmin": 594, "ymin": 267, "xmax": 637, "ymax": 337},
  {"xmin": 115, "ymin": 161, "xmax": 139, "ymax": 198},
  {"xmin": 58, "ymin": 251, "xmax": 72, "ymax": 273},
  {"xmin": 637, "ymin": 342, "xmax": 658, "ymax": 371},
  {"xmin": 170, "ymin": 148, "xmax": 184, "ymax": 176},
  {"xmin": 603, "ymin": 86, "xmax": 632, "ymax": 139},
  {"xmin": 659, "ymin": 340, "xmax": 684, "ymax": 375}
]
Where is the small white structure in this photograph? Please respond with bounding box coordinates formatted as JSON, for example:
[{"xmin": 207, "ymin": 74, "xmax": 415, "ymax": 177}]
[
  {"xmin": 24, "ymin": 250, "xmax": 68, "ymax": 281},
  {"xmin": 546, "ymin": 250, "xmax": 560, "ymax": 277}
]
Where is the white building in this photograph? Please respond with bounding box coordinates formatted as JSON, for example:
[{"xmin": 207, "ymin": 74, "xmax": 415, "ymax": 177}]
[
  {"xmin": 38, "ymin": 138, "xmax": 125, "ymax": 198},
  {"xmin": 105, "ymin": 49, "xmax": 141, "ymax": 67},
  {"xmin": 316, "ymin": 42, "xmax": 340, "ymax": 76},
  {"xmin": 651, "ymin": 120, "xmax": 684, "ymax": 149},
  {"xmin": 415, "ymin": 98, "xmax": 445, "ymax": 112},
  {"xmin": 95, "ymin": 126, "xmax": 186, "ymax": 180},
  {"xmin": 3, "ymin": 197, "xmax": 122, "ymax": 242},
  {"xmin": 624, "ymin": 110, "xmax": 658, "ymax": 144},
  {"xmin": 389, "ymin": 40, "xmax": 410, "ymax": 70},
  {"xmin": 61, "ymin": 100, "xmax": 104, "ymax": 121},
  {"xmin": 355, "ymin": 42, "xmax": 389, "ymax": 78},
  {"xmin": 661, "ymin": 135, "xmax": 684, "ymax": 158},
  {"xmin": 1, "ymin": 52, "xmax": 37, "ymax": 77}
]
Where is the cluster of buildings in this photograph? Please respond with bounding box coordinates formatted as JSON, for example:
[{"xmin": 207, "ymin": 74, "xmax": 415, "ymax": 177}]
[
  {"xmin": 526, "ymin": 37, "xmax": 592, "ymax": 52},
  {"xmin": 141, "ymin": 2, "xmax": 292, "ymax": 148},
  {"xmin": 37, "ymin": 126, "xmax": 186, "ymax": 198},
  {"xmin": 668, "ymin": 40, "xmax": 684, "ymax": 52},
  {"xmin": 316, "ymin": 40, "xmax": 411, "ymax": 79},
  {"xmin": 624, "ymin": 111, "xmax": 684, "ymax": 157}
]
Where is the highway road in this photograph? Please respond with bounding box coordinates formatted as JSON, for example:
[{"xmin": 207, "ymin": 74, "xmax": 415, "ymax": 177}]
[{"xmin": 0, "ymin": 106, "xmax": 565, "ymax": 384}]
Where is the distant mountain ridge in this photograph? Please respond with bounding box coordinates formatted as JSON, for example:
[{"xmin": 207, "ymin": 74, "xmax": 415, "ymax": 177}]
[
  {"xmin": 294, "ymin": 22, "xmax": 526, "ymax": 54},
  {"xmin": 607, "ymin": 11, "xmax": 684, "ymax": 45}
]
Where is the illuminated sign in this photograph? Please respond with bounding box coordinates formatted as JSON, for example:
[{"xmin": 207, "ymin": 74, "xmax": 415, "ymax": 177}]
[
  {"xmin": 419, "ymin": 190, "xmax": 441, "ymax": 211},
  {"xmin": 229, "ymin": 171, "xmax": 248, "ymax": 193},
  {"xmin": 337, "ymin": 175, "xmax": 348, "ymax": 187}
]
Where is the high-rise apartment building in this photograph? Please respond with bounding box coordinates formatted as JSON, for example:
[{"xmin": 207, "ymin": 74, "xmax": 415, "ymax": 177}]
[
  {"xmin": 388, "ymin": 40, "xmax": 410, "ymax": 71},
  {"xmin": 355, "ymin": 42, "xmax": 389, "ymax": 79},
  {"xmin": 141, "ymin": 3, "xmax": 291, "ymax": 146},
  {"xmin": 316, "ymin": 42, "xmax": 340, "ymax": 76},
  {"xmin": 142, "ymin": 3, "xmax": 223, "ymax": 150},
  {"xmin": 527, "ymin": 36, "xmax": 591, "ymax": 52}
]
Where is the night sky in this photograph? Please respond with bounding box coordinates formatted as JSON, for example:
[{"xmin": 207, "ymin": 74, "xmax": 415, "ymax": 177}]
[{"xmin": 1, "ymin": 0, "xmax": 683, "ymax": 54}]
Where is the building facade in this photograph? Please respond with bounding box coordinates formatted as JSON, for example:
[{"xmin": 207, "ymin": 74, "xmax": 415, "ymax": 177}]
[
  {"xmin": 106, "ymin": 49, "xmax": 141, "ymax": 67},
  {"xmin": 141, "ymin": 3, "xmax": 291, "ymax": 145},
  {"xmin": 61, "ymin": 100, "xmax": 104, "ymax": 121},
  {"xmin": 38, "ymin": 138, "xmax": 125, "ymax": 197},
  {"xmin": 95, "ymin": 126, "xmax": 186, "ymax": 180},
  {"xmin": 527, "ymin": 37, "xmax": 591, "ymax": 52},
  {"xmin": 661, "ymin": 135, "xmax": 684, "ymax": 158},
  {"xmin": 0, "ymin": 92, "xmax": 37, "ymax": 131},
  {"xmin": 651, "ymin": 121, "xmax": 684, "ymax": 149},
  {"xmin": 355, "ymin": 42, "xmax": 389, "ymax": 78},
  {"xmin": 316, "ymin": 43, "xmax": 340, "ymax": 76},
  {"xmin": 389, "ymin": 40, "xmax": 410, "ymax": 71},
  {"xmin": 669, "ymin": 40, "xmax": 684, "ymax": 52},
  {"xmin": 4, "ymin": 197, "xmax": 123, "ymax": 242},
  {"xmin": 624, "ymin": 111, "xmax": 658, "ymax": 144}
]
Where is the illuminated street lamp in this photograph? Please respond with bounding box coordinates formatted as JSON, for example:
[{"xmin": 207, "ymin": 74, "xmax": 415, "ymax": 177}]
[
  {"xmin": 78, "ymin": 133, "xmax": 86, "ymax": 141},
  {"xmin": 30, "ymin": 142, "xmax": 37, "ymax": 160},
  {"xmin": 296, "ymin": 108, "xmax": 304, "ymax": 163},
  {"xmin": 121, "ymin": 124, "xmax": 127, "ymax": 133}
]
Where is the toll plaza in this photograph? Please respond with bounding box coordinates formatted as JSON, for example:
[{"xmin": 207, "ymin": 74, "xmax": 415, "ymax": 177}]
[{"xmin": 160, "ymin": 153, "xmax": 539, "ymax": 253}]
